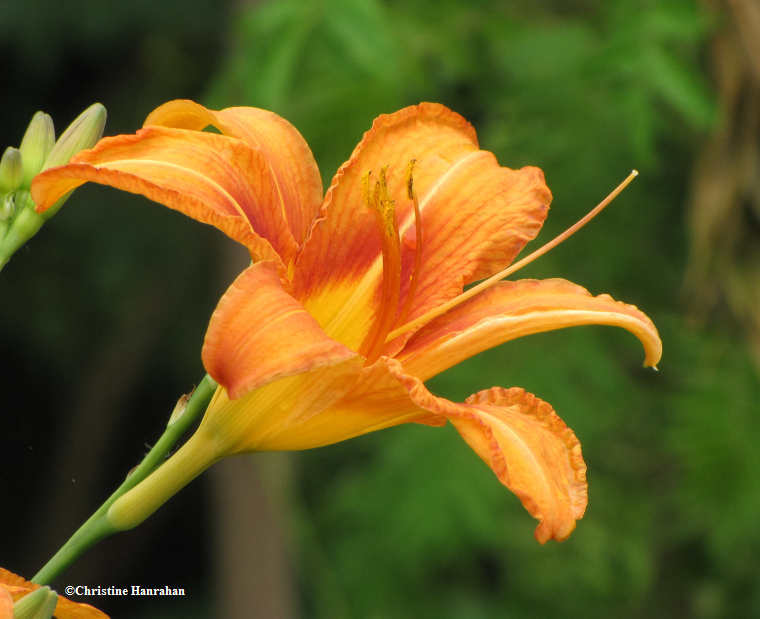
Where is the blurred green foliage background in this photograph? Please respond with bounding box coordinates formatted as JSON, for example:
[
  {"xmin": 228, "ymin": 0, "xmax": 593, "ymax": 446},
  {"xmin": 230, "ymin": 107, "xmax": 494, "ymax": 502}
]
[{"xmin": 2, "ymin": 0, "xmax": 759, "ymax": 617}]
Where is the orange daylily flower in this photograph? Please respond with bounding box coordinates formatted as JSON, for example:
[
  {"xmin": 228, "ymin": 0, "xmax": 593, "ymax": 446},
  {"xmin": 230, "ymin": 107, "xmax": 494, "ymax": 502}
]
[
  {"xmin": 0, "ymin": 567, "xmax": 108, "ymax": 618},
  {"xmin": 31, "ymin": 100, "xmax": 661, "ymax": 543}
]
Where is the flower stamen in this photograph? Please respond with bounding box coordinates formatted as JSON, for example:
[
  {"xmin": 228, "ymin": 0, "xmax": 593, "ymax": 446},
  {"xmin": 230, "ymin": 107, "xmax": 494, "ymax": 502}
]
[
  {"xmin": 386, "ymin": 170, "xmax": 640, "ymax": 341},
  {"xmin": 397, "ymin": 159, "xmax": 423, "ymax": 325},
  {"xmin": 360, "ymin": 167, "xmax": 402, "ymax": 362}
]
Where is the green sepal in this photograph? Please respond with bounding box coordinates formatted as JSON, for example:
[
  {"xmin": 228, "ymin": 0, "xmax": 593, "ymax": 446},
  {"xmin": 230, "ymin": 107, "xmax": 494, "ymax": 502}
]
[{"xmin": 12, "ymin": 586, "xmax": 58, "ymax": 619}]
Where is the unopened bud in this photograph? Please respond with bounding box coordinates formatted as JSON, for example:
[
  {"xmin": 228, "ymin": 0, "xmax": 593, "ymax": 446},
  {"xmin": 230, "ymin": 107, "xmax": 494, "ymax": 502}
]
[
  {"xmin": 0, "ymin": 147, "xmax": 23, "ymax": 193},
  {"xmin": 43, "ymin": 102, "xmax": 106, "ymax": 170},
  {"xmin": 13, "ymin": 585, "xmax": 58, "ymax": 619},
  {"xmin": 19, "ymin": 111, "xmax": 55, "ymax": 187}
]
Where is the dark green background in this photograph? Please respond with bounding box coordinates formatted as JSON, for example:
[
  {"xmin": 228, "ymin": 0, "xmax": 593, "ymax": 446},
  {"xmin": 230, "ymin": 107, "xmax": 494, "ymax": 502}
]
[{"xmin": 2, "ymin": 1, "xmax": 758, "ymax": 617}]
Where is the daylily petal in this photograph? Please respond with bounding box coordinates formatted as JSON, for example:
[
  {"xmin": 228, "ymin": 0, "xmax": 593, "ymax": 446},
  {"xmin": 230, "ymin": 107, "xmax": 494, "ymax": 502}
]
[
  {"xmin": 1, "ymin": 568, "xmax": 39, "ymax": 601},
  {"xmin": 0, "ymin": 567, "xmax": 109, "ymax": 618},
  {"xmin": 396, "ymin": 158, "xmax": 550, "ymax": 328},
  {"xmin": 398, "ymin": 278, "xmax": 662, "ymax": 381},
  {"xmin": 145, "ymin": 100, "xmax": 323, "ymax": 246},
  {"xmin": 454, "ymin": 387, "xmax": 587, "ymax": 543},
  {"xmin": 0, "ymin": 584, "xmax": 12, "ymax": 618},
  {"xmin": 232, "ymin": 354, "xmax": 586, "ymax": 542},
  {"xmin": 298, "ymin": 358, "xmax": 586, "ymax": 542},
  {"xmin": 31, "ymin": 126, "xmax": 297, "ymax": 266},
  {"xmin": 202, "ymin": 260, "xmax": 358, "ymax": 399},
  {"xmin": 292, "ymin": 103, "xmax": 481, "ymax": 349}
]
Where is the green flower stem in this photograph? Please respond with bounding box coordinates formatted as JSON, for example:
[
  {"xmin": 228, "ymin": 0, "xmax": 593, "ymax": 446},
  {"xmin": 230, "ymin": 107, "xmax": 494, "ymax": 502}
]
[{"xmin": 32, "ymin": 374, "xmax": 218, "ymax": 585}]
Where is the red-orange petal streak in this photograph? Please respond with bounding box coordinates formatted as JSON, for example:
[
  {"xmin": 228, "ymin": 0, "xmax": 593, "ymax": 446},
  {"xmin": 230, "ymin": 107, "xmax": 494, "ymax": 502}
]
[
  {"xmin": 145, "ymin": 100, "xmax": 323, "ymax": 246},
  {"xmin": 202, "ymin": 261, "xmax": 358, "ymax": 400},
  {"xmin": 399, "ymin": 278, "xmax": 662, "ymax": 381},
  {"xmin": 31, "ymin": 126, "xmax": 298, "ymax": 266}
]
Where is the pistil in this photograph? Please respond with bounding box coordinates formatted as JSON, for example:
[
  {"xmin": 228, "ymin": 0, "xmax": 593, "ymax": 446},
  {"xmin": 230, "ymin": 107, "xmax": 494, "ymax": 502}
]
[{"xmin": 386, "ymin": 170, "xmax": 640, "ymax": 341}]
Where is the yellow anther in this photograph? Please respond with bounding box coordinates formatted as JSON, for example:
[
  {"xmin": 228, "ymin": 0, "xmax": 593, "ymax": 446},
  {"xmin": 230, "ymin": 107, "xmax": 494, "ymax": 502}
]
[
  {"xmin": 361, "ymin": 170, "xmax": 372, "ymax": 209},
  {"xmin": 366, "ymin": 166, "xmax": 397, "ymax": 236},
  {"xmin": 378, "ymin": 167, "xmax": 393, "ymax": 210},
  {"xmin": 406, "ymin": 159, "xmax": 417, "ymax": 200}
]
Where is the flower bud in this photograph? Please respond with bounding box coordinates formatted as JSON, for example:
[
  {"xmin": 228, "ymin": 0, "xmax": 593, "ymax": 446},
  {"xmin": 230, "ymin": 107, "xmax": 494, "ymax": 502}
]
[
  {"xmin": 12, "ymin": 585, "xmax": 58, "ymax": 619},
  {"xmin": 43, "ymin": 102, "xmax": 106, "ymax": 170},
  {"xmin": 0, "ymin": 103, "xmax": 108, "ymax": 270},
  {"xmin": 0, "ymin": 147, "xmax": 23, "ymax": 193},
  {"xmin": 19, "ymin": 111, "xmax": 55, "ymax": 188}
]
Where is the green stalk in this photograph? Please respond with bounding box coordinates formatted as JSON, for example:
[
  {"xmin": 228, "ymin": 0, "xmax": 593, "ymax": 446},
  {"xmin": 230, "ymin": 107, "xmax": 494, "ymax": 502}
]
[{"xmin": 32, "ymin": 374, "xmax": 218, "ymax": 585}]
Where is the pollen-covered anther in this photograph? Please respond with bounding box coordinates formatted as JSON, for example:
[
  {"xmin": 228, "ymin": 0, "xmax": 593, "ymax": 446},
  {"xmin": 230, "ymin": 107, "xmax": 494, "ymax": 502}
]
[
  {"xmin": 373, "ymin": 166, "xmax": 396, "ymax": 233},
  {"xmin": 406, "ymin": 159, "xmax": 416, "ymax": 200}
]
